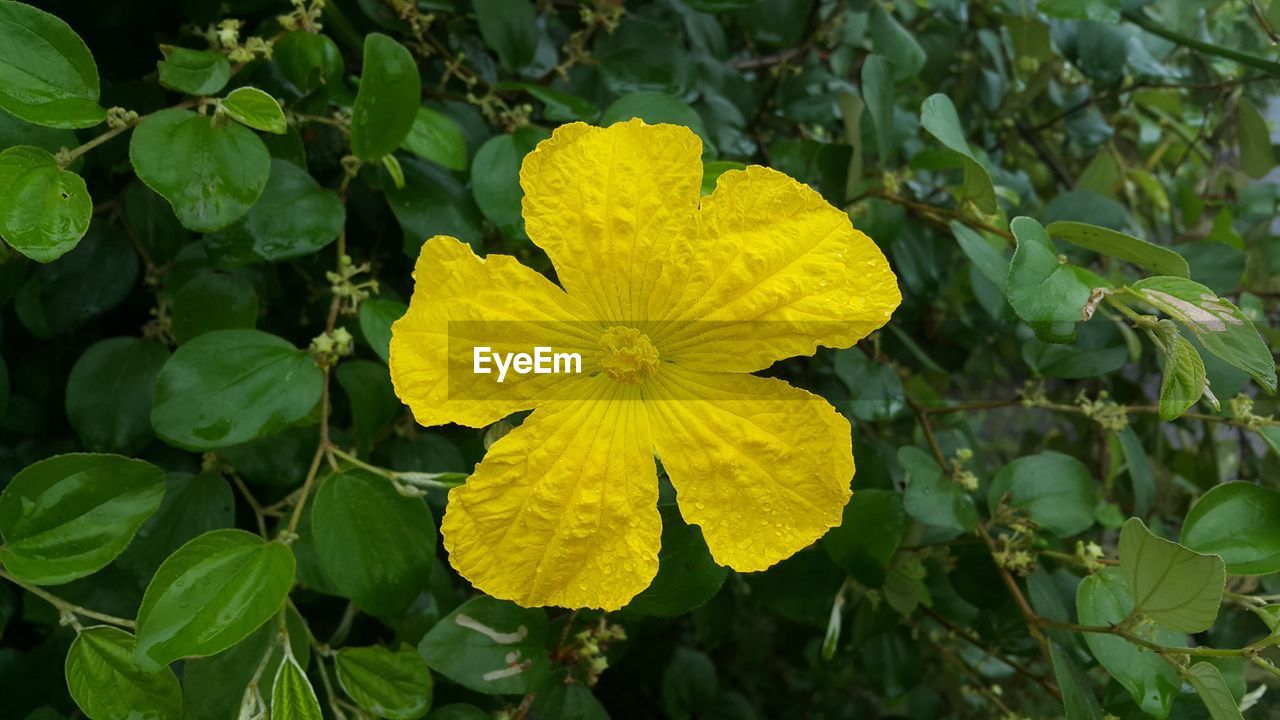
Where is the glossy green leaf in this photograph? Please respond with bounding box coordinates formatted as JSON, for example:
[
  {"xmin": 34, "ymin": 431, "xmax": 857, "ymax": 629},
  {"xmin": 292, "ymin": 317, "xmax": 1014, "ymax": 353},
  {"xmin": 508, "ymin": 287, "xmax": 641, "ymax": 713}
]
[
  {"xmin": 272, "ymin": 650, "xmax": 323, "ymax": 720},
  {"xmin": 350, "ymin": 33, "xmax": 420, "ymax": 161},
  {"xmin": 274, "ymin": 30, "xmax": 343, "ymax": 94},
  {"xmin": 335, "ymin": 360, "xmax": 400, "ymax": 452},
  {"xmin": 1236, "ymin": 98, "xmax": 1275, "ymax": 180},
  {"xmin": 65, "ymin": 337, "xmax": 169, "ymax": 454},
  {"xmin": 181, "ymin": 608, "xmax": 311, "ymax": 720},
  {"xmin": 1048, "ymin": 642, "xmax": 1103, "ymax": 720},
  {"xmin": 66, "ymin": 626, "xmax": 183, "ymax": 720},
  {"xmin": 13, "ymin": 223, "xmax": 137, "ymax": 336},
  {"xmin": 1182, "ymin": 482, "xmax": 1280, "ymax": 575},
  {"xmin": 220, "ymin": 87, "xmax": 286, "ymax": 134},
  {"xmin": 388, "ymin": 158, "xmax": 484, "ymax": 253},
  {"xmin": 1119, "ymin": 517, "xmax": 1224, "ymax": 633},
  {"xmin": 359, "ymin": 298, "xmax": 407, "ymax": 364},
  {"xmin": 151, "ymin": 329, "xmax": 324, "ymax": 451},
  {"xmin": 701, "ymin": 160, "xmax": 745, "ymax": 195},
  {"xmin": 156, "ymin": 46, "xmax": 229, "ymax": 96},
  {"xmin": 0, "ymin": 0, "xmax": 105, "ymax": 128},
  {"xmin": 1115, "ymin": 426, "xmax": 1154, "ymax": 518},
  {"xmin": 861, "ymin": 55, "xmax": 896, "ymax": 165},
  {"xmin": 834, "ymin": 347, "xmax": 905, "ymax": 421},
  {"xmin": 473, "ymin": 0, "xmax": 538, "ymax": 71},
  {"xmin": 205, "ymin": 158, "xmax": 345, "ymax": 264},
  {"xmin": 920, "ymin": 94, "xmax": 995, "ymax": 213},
  {"xmin": 626, "ymin": 501, "xmax": 727, "ymax": 616},
  {"xmin": 602, "ymin": 92, "xmax": 710, "ymax": 150},
  {"xmin": 400, "ymin": 106, "xmax": 468, "ymax": 170},
  {"xmin": 1184, "ymin": 661, "xmax": 1244, "ymax": 720},
  {"xmin": 822, "ymin": 488, "xmax": 906, "ymax": 587},
  {"xmin": 1046, "ymin": 221, "xmax": 1189, "ymax": 278},
  {"xmin": 170, "ymin": 271, "xmax": 258, "ymax": 344},
  {"xmin": 134, "ymin": 529, "xmax": 295, "ymax": 672},
  {"xmin": 418, "ymin": 596, "xmax": 550, "ymax": 695},
  {"xmin": 116, "ymin": 472, "xmax": 235, "ymax": 584},
  {"xmin": 662, "ymin": 648, "xmax": 718, "ymax": 718},
  {"xmin": 335, "ymin": 645, "xmax": 433, "ymax": 720},
  {"xmin": 950, "ymin": 221, "xmax": 1009, "ymax": 289},
  {"xmin": 1157, "ymin": 332, "xmax": 1205, "ymax": 420},
  {"xmin": 129, "ymin": 109, "xmax": 271, "ymax": 232},
  {"xmin": 988, "ymin": 452, "xmax": 1095, "ymax": 537},
  {"xmin": 900, "ymin": 446, "xmax": 977, "ymax": 534},
  {"xmin": 0, "ymin": 145, "xmax": 91, "ymax": 262},
  {"xmin": 311, "ymin": 469, "xmax": 436, "ymax": 618},
  {"xmin": 1076, "ymin": 569, "xmax": 1182, "ymax": 717},
  {"xmin": 869, "ymin": 4, "xmax": 926, "ymax": 80},
  {"xmin": 1007, "ymin": 216, "xmax": 1092, "ymax": 343},
  {"xmin": 470, "ymin": 127, "xmax": 548, "ymax": 235},
  {"xmin": 0, "ymin": 453, "xmax": 165, "ymax": 585},
  {"xmin": 1131, "ymin": 276, "xmax": 1276, "ymax": 393}
]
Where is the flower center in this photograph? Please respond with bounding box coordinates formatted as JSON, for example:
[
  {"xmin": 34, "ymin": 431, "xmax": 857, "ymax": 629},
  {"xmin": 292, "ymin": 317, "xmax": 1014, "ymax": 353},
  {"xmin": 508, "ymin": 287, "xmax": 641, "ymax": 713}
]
[{"xmin": 597, "ymin": 326, "xmax": 660, "ymax": 385}]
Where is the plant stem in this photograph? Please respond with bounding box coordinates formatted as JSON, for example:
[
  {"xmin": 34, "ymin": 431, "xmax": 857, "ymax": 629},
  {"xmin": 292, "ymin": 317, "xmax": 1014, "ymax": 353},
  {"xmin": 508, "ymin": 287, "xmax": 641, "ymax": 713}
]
[
  {"xmin": 1123, "ymin": 10, "xmax": 1280, "ymax": 76},
  {"xmin": 1039, "ymin": 620, "xmax": 1248, "ymax": 658},
  {"xmin": 0, "ymin": 569, "xmax": 136, "ymax": 629},
  {"xmin": 328, "ymin": 445, "xmax": 468, "ymax": 490}
]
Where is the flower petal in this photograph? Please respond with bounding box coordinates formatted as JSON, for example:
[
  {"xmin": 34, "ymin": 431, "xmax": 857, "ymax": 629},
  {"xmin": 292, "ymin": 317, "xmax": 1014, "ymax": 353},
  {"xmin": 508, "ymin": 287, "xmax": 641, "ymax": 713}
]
[
  {"xmin": 389, "ymin": 235, "xmax": 600, "ymax": 428},
  {"xmin": 647, "ymin": 366, "xmax": 853, "ymax": 571},
  {"xmin": 441, "ymin": 377, "xmax": 660, "ymax": 610},
  {"xmin": 655, "ymin": 166, "xmax": 900, "ymax": 372},
  {"xmin": 520, "ymin": 120, "xmax": 703, "ymax": 322}
]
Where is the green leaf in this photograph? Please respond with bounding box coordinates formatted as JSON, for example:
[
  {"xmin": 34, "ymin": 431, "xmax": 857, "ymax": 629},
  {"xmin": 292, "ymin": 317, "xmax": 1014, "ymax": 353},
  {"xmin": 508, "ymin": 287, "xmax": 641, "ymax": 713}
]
[
  {"xmin": 626, "ymin": 500, "xmax": 727, "ymax": 616},
  {"xmin": 1119, "ymin": 517, "xmax": 1225, "ymax": 633},
  {"xmin": 205, "ymin": 158, "xmax": 346, "ymax": 264},
  {"xmin": 1007, "ymin": 216, "xmax": 1092, "ymax": 343},
  {"xmin": 531, "ymin": 678, "xmax": 608, "ymax": 720},
  {"xmin": 66, "ymin": 626, "xmax": 183, "ymax": 720},
  {"xmin": 335, "ymin": 645, "xmax": 434, "ymax": 720},
  {"xmin": 312, "ymin": 469, "xmax": 436, "ymax": 618},
  {"xmin": 65, "ymin": 337, "xmax": 169, "ymax": 454},
  {"xmin": 134, "ymin": 529, "xmax": 295, "ymax": 672},
  {"xmin": 170, "ymin": 271, "xmax": 258, "ymax": 344},
  {"xmin": 388, "ymin": 158, "xmax": 484, "ymax": 253},
  {"xmin": 920, "ymin": 94, "xmax": 995, "ymax": 213},
  {"xmin": 0, "ymin": 453, "xmax": 165, "ymax": 585},
  {"xmin": 1236, "ymin": 98, "xmax": 1275, "ymax": 180},
  {"xmin": 0, "ymin": 0, "xmax": 105, "ymax": 128},
  {"xmin": 1115, "ymin": 426, "xmax": 1154, "ymax": 518},
  {"xmin": 1130, "ymin": 276, "xmax": 1276, "ymax": 393},
  {"xmin": 220, "ymin": 87, "xmax": 286, "ymax": 135},
  {"xmin": 821, "ymin": 488, "xmax": 906, "ymax": 587},
  {"xmin": 950, "ymin": 221, "xmax": 1009, "ymax": 290},
  {"xmin": 1157, "ymin": 332, "xmax": 1205, "ymax": 420},
  {"xmin": 471, "ymin": 127, "xmax": 548, "ymax": 236},
  {"xmin": 1048, "ymin": 642, "xmax": 1103, "ymax": 720},
  {"xmin": 0, "ymin": 145, "xmax": 91, "ymax": 262},
  {"xmin": 274, "ymin": 31, "xmax": 343, "ymax": 94},
  {"xmin": 350, "ymin": 33, "xmax": 420, "ymax": 161},
  {"xmin": 1182, "ymin": 482, "xmax": 1280, "ymax": 575},
  {"xmin": 400, "ymin": 106, "xmax": 468, "ymax": 170},
  {"xmin": 418, "ymin": 596, "xmax": 550, "ymax": 695},
  {"xmin": 861, "ymin": 55, "xmax": 896, "ymax": 165},
  {"xmin": 833, "ymin": 349, "xmax": 905, "ymax": 421},
  {"xmin": 129, "ymin": 109, "xmax": 271, "ymax": 232},
  {"xmin": 13, "ymin": 223, "xmax": 137, "ymax": 336},
  {"xmin": 662, "ymin": 648, "xmax": 718, "ymax": 719},
  {"xmin": 1076, "ymin": 569, "xmax": 1182, "ymax": 717},
  {"xmin": 156, "ymin": 46, "xmax": 230, "ymax": 96},
  {"xmin": 272, "ymin": 650, "xmax": 323, "ymax": 720},
  {"xmin": 900, "ymin": 446, "xmax": 977, "ymax": 534},
  {"xmin": 1184, "ymin": 661, "xmax": 1245, "ymax": 720},
  {"xmin": 988, "ymin": 452, "xmax": 1095, "ymax": 537},
  {"xmin": 602, "ymin": 93, "xmax": 711, "ymax": 151},
  {"xmin": 701, "ymin": 160, "xmax": 745, "ymax": 195},
  {"xmin": 496, "ymin": 82, "xmax": 598, "ymax": 123},
  {"xmin": 472, "ymin": 0, "xmax": 538, "ymax": 71},
  {"xmin": 359, "ymin": 298, "xmax": 407, "ymax": 364},
  {"xmin": 1039, "ymin": 0, "xmax": 1121, "ymax": 21},
  {"xmin": 869, "ymin": 5, "xmax": 926, "ymax": 80},
  {"xmin": 1046, "ymin": 221, "xmax": 1189, "ymax": 278},
  {"xmin": 182, "ymin": 609, "xmax": 311, "ymax": 720},
  {"xmin": 151, "ymin": 329, "xmax": 324, "ymax": 451},
  {"xmin": 116, "ymin": 472, "xmax": 235, "ymax": 584},
  {"xmin": 335, "ymin": 360, "xmax": 400, "ymax": 452}
]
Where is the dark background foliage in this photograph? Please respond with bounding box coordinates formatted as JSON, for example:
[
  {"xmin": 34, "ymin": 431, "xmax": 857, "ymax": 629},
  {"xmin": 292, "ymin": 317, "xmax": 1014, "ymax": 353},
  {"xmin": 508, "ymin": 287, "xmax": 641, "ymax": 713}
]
[{"xmin": 3, "ymin": 0, "xmax": 1280, "ymax": 719}]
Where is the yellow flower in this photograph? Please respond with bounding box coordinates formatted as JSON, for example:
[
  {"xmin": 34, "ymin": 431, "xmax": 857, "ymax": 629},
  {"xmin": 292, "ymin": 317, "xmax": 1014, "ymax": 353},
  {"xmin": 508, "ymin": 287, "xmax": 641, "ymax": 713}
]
[{"xmin": 389, "ymin": 120, "xmax": 900, "ymax": 610}]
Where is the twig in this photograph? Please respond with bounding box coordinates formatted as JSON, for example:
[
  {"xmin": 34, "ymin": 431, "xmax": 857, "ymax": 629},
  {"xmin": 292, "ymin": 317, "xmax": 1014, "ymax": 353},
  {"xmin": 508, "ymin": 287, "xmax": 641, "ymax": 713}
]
[{"xmin": 0, "ymin": 569, "xmax": 136, "ymax": 629}]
